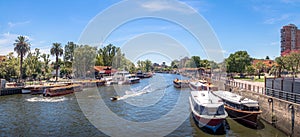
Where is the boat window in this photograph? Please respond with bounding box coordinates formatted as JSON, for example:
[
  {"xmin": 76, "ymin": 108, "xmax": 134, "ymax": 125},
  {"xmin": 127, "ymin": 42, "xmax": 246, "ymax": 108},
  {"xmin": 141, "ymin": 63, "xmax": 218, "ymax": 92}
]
[
  {"xmin": 201, "ymin": 106, "xmax": 207, "ymax": 115},
  {"xmin": 217, "ymin": 106, "xmax": 225, "ymax": 115}
]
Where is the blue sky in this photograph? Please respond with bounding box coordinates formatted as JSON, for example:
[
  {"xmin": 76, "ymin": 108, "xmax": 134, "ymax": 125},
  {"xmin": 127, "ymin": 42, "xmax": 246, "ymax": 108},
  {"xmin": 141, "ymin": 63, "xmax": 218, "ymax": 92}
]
[{"xmin": 1, "ymin": 0, "xmax": 300, "ymax": 65}]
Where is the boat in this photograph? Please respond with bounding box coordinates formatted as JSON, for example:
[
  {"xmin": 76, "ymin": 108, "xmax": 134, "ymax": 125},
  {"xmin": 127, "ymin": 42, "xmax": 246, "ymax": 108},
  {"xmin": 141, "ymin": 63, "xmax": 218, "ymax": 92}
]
[
  {"xmin": 189, "ymin": 91, "xmax": 228, "ymax": 133},
  {"xmin": 114, "ymin": 71, "xmax": 140, "ymax": 85},
  {"xmin": 110, "ymin": 96, "xmax": 120, "ymax": 101},
  {"xmin": 22, "ymin": 86, "xmax": 34, "ymax": 94},
  {"xmin": 212, "ymin": 91, "xmax": 262, "ymax": 127},
  {"xmin": 136, "ymin": 71, "xmax": 145, "ymax": 78},
  {"xmin": 189, "ymin": 80, "xmax": 208, "ymax": 91},
  {"xmin": 173, "ymin": 78, "xmax": 189, "ymax": 88},
  {"xmin": 189, "ymin": 80, "xmax": 218, "ymax": 91},
  {"xmin": 125, "ymin": 75, "xmax": 140, "ymax": 84},
  {"xmin": 136, "ymin": 71, "xmax": 153, "ymax": 78},
  {"xmin": 43, "ymin": 84, "xmax": 82, "ymax": 97}
]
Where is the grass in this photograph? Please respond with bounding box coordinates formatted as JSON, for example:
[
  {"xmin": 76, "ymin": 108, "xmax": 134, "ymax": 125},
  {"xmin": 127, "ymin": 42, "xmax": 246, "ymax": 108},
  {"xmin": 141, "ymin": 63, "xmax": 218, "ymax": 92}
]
[{"xmin": 233, "ymin": 76, "xmax": 265, "ymax": 82}]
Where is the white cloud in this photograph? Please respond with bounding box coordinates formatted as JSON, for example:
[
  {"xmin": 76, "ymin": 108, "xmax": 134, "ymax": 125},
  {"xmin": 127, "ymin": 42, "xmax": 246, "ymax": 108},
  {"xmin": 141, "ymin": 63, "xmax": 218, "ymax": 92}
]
[
  {"xmin": 140, "ymin": 0, "xmax": 196, "ymax": 14},
  {"xmin": 280, "ymin": 0, "xmax": 300, "ymax": 4},
  {"xmin": 8, "ymin": 20, "xmax": 30, "ymax": 28},
  {"xmin": 263, "ymin": 14, "xmax": 291, "ymax": 24},
  {"xmin": 0, "ymin": 32, "xmax": 32, "ymax": 55}
]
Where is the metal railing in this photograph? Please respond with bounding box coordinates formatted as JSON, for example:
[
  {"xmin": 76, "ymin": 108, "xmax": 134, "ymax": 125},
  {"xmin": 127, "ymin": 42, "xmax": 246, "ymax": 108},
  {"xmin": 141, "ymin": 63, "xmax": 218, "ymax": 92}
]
[{"xmin": 226, "ymin": 80, "xmax": 300, "ymax": 104}]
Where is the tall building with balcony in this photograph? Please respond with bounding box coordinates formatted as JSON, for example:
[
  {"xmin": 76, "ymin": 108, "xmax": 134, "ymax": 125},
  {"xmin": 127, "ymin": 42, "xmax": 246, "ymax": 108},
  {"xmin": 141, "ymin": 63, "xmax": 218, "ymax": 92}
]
[{"xmin": 281, "ymin": 24, "xmax": 300, "ymax": 56}]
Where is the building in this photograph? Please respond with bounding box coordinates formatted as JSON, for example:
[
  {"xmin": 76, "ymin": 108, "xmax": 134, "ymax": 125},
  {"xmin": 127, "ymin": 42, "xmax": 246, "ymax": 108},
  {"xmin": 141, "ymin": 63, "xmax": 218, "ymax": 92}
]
[
  {"xmin": 0, "ymin": 55, "xmax": 6, "ymax": 63},
  {"xmin": 252, "ymin": 59, "xmax": 275, "ymax": 72},
  {"xmin": 280, "ymin": 24, "xmax": 300, "ymax": 56}
]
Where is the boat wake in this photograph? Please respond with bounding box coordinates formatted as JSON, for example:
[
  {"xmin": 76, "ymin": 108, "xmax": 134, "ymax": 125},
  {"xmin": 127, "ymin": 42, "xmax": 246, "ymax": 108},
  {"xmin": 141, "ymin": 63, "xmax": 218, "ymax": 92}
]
[
  {"xmin": 26, "ymin": 96, "xmax": 67, "ymax": 103},
  {"xmin": 118, "ymin": 84, "xmax": 152, "ymax": 100},
  {"xmin": 112, "ymin": 84, "xmax": 173, "ymax": 101}
]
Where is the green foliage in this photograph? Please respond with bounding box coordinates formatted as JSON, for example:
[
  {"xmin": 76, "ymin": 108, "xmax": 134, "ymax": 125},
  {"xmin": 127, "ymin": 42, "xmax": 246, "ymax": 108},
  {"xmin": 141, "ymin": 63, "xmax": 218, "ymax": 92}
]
[
  {"xmin": 73, "ymin": 45, "xmax": 97, "ymax": 79},
  {"xmin": 50, "ymin": 43, "xmax": 64, "ymax": 81},
  {"xmin": 246, "ymin": 65, "xmax": 255, "ymax": 75},
  {"xmin": 41, "ymin": 53, "xmax": 52, "ymax": 80},
  {"xmin": 254, "ymin": 61, "xmax": 265, "ymax": 79},
  {"xmin": 225, "ymin": 51, "xmax": 252, "ymax": 73},
  {"xmin": 14, "ymin": 35, "xmax": 30, "ymax": 81},
  {"xmin": 0, "ymin": 52, "xmax": 19, "ymax": 81},
  {"xmin": 24, "ymin": 48, "xmax": 42, "ymax": 80}
]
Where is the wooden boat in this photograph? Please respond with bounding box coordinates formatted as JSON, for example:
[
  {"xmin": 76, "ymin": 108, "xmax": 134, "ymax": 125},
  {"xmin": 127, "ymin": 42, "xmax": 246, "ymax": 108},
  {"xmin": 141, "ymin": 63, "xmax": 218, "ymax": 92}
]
[
  {"xmin": 43, "ymin": 84, "xmax": 82, "ymax": 97},
  {"xmin": 212, "ymin": 91, "xmax": 262, "ymax": 127},
  {"xmin": 189, "ymin": 91, "xmax": 228, "ymax": 133},
  {"xmin": 173, "ymin": 78, "xmax": 189, "ymax": 88}
]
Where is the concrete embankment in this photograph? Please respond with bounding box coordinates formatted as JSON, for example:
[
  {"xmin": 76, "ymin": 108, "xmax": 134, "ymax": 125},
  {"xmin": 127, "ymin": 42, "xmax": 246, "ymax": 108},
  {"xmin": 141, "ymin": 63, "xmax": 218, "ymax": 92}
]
[
  {"xmin": 223, "ymin": 82, "xmax": 299, "ymax": 137},
  {"xmin": 0, "ymin": 88, "xmax": 22, "ymax": 96}
]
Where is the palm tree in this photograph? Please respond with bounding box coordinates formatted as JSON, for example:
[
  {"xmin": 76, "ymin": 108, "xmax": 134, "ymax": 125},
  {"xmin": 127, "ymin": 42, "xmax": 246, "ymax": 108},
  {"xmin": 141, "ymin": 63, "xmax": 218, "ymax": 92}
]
[
  {"xmin": 14, "ymin": 36, "xmax": 30, "ymax": 82},
  {"xmin": 50, "ymin": 43, "xmax": 63, "ymax": 81}
]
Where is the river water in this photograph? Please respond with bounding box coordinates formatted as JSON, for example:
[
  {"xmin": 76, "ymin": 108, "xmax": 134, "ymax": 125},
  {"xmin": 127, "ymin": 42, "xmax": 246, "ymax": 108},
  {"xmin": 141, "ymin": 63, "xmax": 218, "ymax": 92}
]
[{"xmin": 0, "ymin": 74, "xmax": 287, "ymax": 137}]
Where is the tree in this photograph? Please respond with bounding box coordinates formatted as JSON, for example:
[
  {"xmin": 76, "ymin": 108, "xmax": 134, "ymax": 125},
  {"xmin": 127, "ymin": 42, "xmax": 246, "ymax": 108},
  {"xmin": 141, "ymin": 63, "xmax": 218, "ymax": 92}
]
[
  {"xmin": 64, "ymin": 42, "xmax": 77, "ymax": 68},
  {"xmin": 24, "ymin": 48, "xmax": 42, "ymax": 80},
  {"xmin": 144, "ymin": 59, "xmax": 152, "ymax": 72},
  {"xmin": 190, "ymin": 56, "xmax": 201, "ymax": 68},
  {"xmin": 73, "ymin": 45, "xmax": 97, "ymax": 79},
  {"xmin": 41, "ymin": 53, "xmax": 52, "ymax": 80},
  {"xmin": 283, "ymin": 51, "xmax": 300, "ymax": 77},
  {"xmin": 0, "ymin": 52, "xmax": 19, "ymax": 81},
  {"xmin": 98, "ymin": 44, "xmax": 118, "ymax": 66},
  {"xmin": 266, "ymin": 56, "xmax": 270, "ymax": 60},
  {"xmin": 225, "ymin": 51, "xmax": 252, "ymax": 74},
  {"xmin": 246, "ymin": 65, "xmax": 255, "ymax": 75},
  {"xmin": 14, "ymin": 35, "xmax": 30, "ymax": 82},
  {"xmin": 50, "ymin": 43, "xmax": 63, "ymax": 81},
  {"xmin": 254, "ymin": 61, "xmax": 265, "ymax": 79},
  {"xmin": 274, "ymin": 56, "xmax": 286, "ymax": 77}
]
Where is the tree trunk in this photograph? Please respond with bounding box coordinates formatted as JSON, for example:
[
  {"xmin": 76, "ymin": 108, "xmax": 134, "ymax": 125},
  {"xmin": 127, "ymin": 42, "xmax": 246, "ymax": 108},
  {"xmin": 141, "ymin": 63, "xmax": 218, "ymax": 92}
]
[
  {"xmin": 20, "ymin": 55, "xmax": 23, "ymax": 83},
  {"xmin": 56, "ymin": 55, "xmax": 58, "ymax": 82},
  {"xmin": 258, "ymin": 70, "xmax": 261, "ymax": 79}
]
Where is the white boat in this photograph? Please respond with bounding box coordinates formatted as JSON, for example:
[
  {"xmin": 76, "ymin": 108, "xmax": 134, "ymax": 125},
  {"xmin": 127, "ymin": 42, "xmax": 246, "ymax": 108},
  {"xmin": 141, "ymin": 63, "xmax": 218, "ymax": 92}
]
[
  {"xmin": 212, "ymin": 91, "xmax": 262, "ymax": 127},
  {"xmin": 189, "ymin": 91, "xmax": 228, "ymax": 133},
  {"xmin": 189, "ymin": 80, "xmax": 208, "ymax": 91},
  {"xmin": 22, "ymin": 86, "xmax": 34, "ymax": 94},
  {"xmin": 189, "ymin": 80, "xmax": 218, "ymax": 91},
  {"xmin": 113, "ymin": 71, "xmax": 140, "ymax": 85}
]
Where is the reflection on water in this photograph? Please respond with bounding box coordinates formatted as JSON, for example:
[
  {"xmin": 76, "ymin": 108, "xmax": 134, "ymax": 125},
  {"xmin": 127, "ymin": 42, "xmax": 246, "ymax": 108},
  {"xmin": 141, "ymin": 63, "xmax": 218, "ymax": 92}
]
[{"xmin": 0, "ymin": 74, "xmax": 287, "ymax": 137}]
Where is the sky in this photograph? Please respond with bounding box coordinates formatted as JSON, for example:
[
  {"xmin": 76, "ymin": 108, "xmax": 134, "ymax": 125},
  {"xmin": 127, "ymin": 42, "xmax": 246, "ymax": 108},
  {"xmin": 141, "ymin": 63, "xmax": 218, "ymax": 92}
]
[{"xmin": 1, "ymin": 0, "xmax": 300, "ymax": 65}]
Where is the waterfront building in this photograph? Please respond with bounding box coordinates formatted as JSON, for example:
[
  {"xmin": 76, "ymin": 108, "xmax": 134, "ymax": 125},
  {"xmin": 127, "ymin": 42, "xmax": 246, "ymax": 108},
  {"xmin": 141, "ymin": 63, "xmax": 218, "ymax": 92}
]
[
  {"xmin": 280, "ymin": 24, "xmax": 300, "ymax": 56},
  {"xmin": 0, "ymin": 55, "xmax": 6, "ymax": 63}
]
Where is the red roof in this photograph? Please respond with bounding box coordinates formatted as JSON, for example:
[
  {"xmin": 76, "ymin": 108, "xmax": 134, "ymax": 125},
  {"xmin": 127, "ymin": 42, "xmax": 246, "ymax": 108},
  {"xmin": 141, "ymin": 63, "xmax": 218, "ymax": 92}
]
[{"xmin": 94, "ymin": 66, "xmax": 117, "ymax": 74}]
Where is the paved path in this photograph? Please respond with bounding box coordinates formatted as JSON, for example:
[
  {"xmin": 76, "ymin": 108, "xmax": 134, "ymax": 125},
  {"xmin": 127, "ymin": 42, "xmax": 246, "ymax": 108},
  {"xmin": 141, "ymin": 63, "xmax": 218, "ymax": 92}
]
[{"xmin": 233, "ymin": 79, "xmax": 264, "ymax": 87}]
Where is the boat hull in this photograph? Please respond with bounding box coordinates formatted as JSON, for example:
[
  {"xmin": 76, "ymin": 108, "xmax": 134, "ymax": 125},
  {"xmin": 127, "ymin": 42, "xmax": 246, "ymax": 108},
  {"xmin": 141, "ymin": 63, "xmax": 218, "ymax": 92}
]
[
  {"xmin": 43, "ymin": 85, "xmax": 82, "ymax": 97},
  {"xmin": 191, "ymin": 112, "xmax": 224, "ymax": 133},
  {"xmin": 173, "ymin": 80, "xmax": 189, "ymax": 88},
  {"xmin": 225, "ymin": 105, "xmax": 260, "ymax": 127}
]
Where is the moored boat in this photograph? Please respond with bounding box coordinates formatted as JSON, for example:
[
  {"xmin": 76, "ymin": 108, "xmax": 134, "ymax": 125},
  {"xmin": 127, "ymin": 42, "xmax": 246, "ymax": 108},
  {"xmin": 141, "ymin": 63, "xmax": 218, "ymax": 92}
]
[
  {"xmin": 212, "ymin": 91, "xmax": 262, "ymax": 127},
  {"xmin": 189, "ymin": 80, "xmax": 218, "ymax": 91},
  {"xmin": 189, "ymin": 91, "xmax": 228, "ymax": 133},
  {"xmin": 189, "ymin": 80, "xmax": 208, "ymax": 91},
  {"xmin": 173, "ymin": 78, "xmax": 189, "ymax": 88}
]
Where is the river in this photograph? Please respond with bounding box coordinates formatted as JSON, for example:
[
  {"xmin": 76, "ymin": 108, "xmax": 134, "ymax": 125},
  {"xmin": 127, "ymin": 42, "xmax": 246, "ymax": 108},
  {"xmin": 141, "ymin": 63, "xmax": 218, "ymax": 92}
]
[{"xmin": 0, "ymin": 74, "xmax": 287, "ymax": 137}]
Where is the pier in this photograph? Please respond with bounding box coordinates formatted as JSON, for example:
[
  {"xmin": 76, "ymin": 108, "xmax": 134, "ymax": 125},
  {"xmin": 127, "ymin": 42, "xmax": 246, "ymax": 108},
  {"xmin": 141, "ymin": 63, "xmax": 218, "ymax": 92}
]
[{"xmin": 224, "ymin": 79, "xmax": 300, "ymax": 137}]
